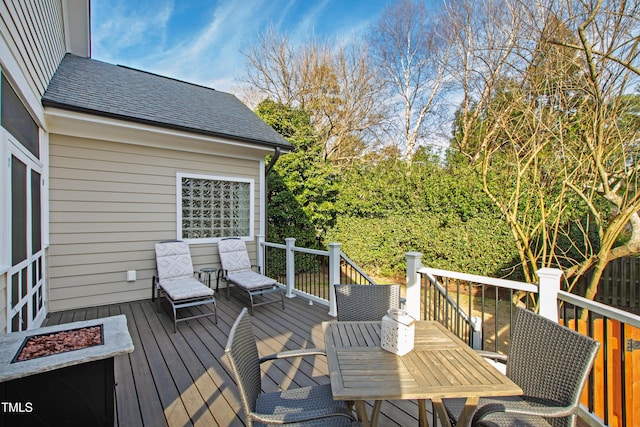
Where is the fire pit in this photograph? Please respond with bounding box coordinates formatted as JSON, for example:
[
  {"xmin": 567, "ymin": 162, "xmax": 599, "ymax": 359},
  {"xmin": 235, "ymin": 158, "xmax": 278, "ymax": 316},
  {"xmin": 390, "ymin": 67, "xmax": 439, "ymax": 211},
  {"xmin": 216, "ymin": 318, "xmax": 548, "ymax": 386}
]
[
  {"xmin": 14, "ymin": 325, "xmax": 103, "ymax": 362},
  {"xmin": 0, "ymin": 315, "xmax": 133, "ymax": 427}
]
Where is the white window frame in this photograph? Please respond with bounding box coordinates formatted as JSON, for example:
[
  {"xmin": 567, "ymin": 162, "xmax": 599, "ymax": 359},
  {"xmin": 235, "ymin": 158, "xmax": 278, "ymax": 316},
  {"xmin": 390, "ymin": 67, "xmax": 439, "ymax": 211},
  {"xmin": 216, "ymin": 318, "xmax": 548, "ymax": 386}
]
[
  {"xmin": 176, "ymin": 172, "xmax": 255, "ymax": 244},
  {"xmin": 0, "ymin": 130, "xmax": 10, "ymax": 275}
]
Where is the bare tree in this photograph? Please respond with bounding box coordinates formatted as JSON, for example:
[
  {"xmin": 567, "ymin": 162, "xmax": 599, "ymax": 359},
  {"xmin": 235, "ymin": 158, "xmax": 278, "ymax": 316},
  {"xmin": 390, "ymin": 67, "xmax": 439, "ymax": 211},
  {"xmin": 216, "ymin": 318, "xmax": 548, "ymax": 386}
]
[
  {"xmin": 540, "ymin": 0, "xmax": 640, "ymax": 299},
  {"xmin": 240, "ymin": 29, "xmax": 386, "ymax": 163},
  {"xmin": 368, "ymin": 0, "xmax": 452, "ymax": 165},
  {"xmin": 444, "ymin": 0, "xmax": 527, "ymax": 163},
  {"xmin": 242, "ymin": 26, "xmax": 302, "ymax": 106},
  {"xmin": 446, "ymin": 0, "xmax": 640, "ymax": 302}
]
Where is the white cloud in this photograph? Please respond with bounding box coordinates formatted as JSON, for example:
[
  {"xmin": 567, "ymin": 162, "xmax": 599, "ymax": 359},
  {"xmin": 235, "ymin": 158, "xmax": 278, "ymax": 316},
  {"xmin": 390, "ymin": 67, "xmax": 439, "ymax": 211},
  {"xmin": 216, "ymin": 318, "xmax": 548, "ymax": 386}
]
[
  {"xmin": 92, "ymin": 0, "xmax": 174, "ymax": 62},
  {"xmin": 147, "ymin": 0, "xmax": 269, "ymax": 90},
  {"xmin": 91, "ymin": 0, "xmax": 386, "ymax": 93},
  {"xmin": 291, "ymin": 0, "xmax": 330, "ymax": 38}
]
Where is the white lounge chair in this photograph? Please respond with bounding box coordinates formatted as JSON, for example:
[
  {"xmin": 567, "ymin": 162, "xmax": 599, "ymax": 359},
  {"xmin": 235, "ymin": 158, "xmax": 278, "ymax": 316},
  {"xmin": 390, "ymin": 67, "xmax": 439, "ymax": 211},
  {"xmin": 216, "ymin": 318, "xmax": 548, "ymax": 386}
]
[
  {"xmin": 152, "ymin": 240, "xmax": 217, "ymax": 332},
  {"xmin": 217, "ymin": 238, "xmax": 284, "ymax": 315}
]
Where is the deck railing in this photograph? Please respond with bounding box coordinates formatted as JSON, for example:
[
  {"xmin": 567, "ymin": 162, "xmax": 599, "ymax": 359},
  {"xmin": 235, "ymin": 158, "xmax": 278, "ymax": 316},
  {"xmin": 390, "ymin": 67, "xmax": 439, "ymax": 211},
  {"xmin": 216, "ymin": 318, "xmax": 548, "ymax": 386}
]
[
  {"xmin": 558, "ymin": 291, "xmax": 640, "ymax": 427},
  {"xmin": 420, "ymin": 268, "xmax": 538, "ymax": 351},
  {"xmin": 258, "ymin": 236, "xmax": 376, "ymax": 316},
  {"xmin": 406, "ymin": 252, "xmax": 640, "ymax": 427},
  {"xmin": 259, "ymin": 240, "xmax": 639, "ymax": 426}
]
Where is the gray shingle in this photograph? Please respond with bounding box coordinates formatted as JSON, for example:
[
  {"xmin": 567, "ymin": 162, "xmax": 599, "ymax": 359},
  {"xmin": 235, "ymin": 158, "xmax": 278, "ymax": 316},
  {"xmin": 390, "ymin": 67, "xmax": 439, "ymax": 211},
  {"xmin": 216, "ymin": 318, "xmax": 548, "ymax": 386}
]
[{"xmin": 42, "ymin": 54, "xmax": 292, "ymax": 150}]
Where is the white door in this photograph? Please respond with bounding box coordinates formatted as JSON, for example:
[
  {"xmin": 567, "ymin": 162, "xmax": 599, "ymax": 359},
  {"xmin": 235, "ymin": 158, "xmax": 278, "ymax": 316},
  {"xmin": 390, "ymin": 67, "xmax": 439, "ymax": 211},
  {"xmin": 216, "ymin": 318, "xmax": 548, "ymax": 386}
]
[{"xmin": 7, "ymin": 133, "xmax": 46, "ymax": 332}]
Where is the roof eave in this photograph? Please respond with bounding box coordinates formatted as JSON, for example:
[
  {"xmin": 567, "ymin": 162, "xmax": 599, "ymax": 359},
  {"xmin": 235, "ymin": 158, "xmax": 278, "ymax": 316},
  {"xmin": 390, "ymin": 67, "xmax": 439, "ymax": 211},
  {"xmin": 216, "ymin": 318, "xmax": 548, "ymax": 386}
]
[{"xmin": 41, "ymin": 99, "xmax": 294, "ymax": 152}]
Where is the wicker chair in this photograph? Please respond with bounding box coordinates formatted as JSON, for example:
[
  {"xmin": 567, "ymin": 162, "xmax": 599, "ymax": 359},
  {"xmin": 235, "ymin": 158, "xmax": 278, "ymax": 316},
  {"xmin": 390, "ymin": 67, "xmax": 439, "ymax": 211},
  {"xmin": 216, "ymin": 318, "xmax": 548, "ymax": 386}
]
[
  {"xmin": 334, "ymin": 284, "xmax": 401, "ymax": 321},
  {"xmin": 225, "ymin": 308, "xmax": 359, "ymax": 426},
  {"xmin": 152, "ymin": 241, "xmax": 217, "ymax": 332},
  {"xmin": 217, "ymin": 238, "xmax": 284, "ymax": 315},
  {"xmin": 443, "ymin": 307, "xmax": 600, "ymax": 427}
]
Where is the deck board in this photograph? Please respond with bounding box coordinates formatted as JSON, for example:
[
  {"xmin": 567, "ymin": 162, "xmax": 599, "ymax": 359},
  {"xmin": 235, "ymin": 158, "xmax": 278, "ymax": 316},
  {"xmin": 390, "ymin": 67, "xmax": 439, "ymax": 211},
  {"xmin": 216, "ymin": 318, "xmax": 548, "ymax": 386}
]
[
  {"xmin": 43, "ymin": 294, "xmax": 426, "ymax": 426},
  {"xmin": 119, "ymin": 302, "xmax": 167, "ymax": 427}
]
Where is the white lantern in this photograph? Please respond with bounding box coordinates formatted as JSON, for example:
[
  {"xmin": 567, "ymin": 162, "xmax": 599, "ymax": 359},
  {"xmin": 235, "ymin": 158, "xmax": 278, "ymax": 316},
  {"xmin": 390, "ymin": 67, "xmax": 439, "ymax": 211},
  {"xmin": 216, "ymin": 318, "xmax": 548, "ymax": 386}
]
[{"xmin": 381, "ymin": 308, "xmax": 416, "ymax": 356}]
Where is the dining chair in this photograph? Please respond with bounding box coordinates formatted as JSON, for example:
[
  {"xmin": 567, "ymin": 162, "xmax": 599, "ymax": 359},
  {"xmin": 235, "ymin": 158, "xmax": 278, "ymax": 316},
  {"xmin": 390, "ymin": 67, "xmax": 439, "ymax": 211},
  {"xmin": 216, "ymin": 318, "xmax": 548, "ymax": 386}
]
[
  {"xmin": 443, "ymin": 307, "xmax": 600, "ymax": 427},
  {"xmin": 334, "ymin": 284, "xmax": 401, "ymax": 321},
  {"xmin": 225, "ymin": 308, "xmax": 360, "ymax": 426},
  {"xmin": 217, "ymin": 238, "xmax": 284, "ymax": 315},
  {"xmin": 152, "ymin": 240, "xmax": 217, "ymax": 332}
]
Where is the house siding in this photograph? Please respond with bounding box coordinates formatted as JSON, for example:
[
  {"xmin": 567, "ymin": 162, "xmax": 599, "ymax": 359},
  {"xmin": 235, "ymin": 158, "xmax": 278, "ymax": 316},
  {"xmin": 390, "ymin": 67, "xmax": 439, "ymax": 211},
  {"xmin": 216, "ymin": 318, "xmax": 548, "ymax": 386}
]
[
  {"xmin": 0, "ymin": 0, "xmax": 66, "ymax": 102},
  {"xmin": 0, "ymin": 0, "xmax": 70, "ymax": 333},
  {"xmin": 48, "ymin": 134, "xmax": 264, "ymax": 311}
]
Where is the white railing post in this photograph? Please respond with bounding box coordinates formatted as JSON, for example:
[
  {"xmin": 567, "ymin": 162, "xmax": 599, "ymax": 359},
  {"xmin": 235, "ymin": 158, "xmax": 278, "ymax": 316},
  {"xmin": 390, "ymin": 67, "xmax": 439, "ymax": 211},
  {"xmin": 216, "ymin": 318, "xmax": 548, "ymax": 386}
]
[
  {"xmin": 328, "ymin": 242, "xmax": 341, "ymax": 317},
  {"xmin": 285, "ymin": 238, "xmax": 296, "ymax": 299},
  {"xmin": 257, "ymin": 235, "xmax": 265, "ymax": 272},
  {"xmin": 405, "ymin": 252, "xmax": 423, "ymax": 320},
  {"xmin": 537, "ymin": 268, "xmax": 562, "ymax": 321},
  {"xmin": 470, "ymin": 316, "xmax": 483, "ymax": 350}
]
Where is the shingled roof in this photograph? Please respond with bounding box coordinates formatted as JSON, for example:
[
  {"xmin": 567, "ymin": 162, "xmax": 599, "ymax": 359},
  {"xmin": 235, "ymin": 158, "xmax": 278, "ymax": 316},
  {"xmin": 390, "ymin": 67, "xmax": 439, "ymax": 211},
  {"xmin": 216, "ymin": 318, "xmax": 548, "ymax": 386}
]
[{"xmin": 42, "ymin": 54, "xmax": 292, "ymax": 150}]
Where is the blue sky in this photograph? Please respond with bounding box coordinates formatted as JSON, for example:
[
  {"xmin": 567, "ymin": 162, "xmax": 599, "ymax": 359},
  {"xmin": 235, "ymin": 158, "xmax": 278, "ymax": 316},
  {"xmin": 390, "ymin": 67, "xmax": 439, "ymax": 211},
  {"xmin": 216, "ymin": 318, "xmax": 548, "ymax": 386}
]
[{"xmin": 91, "ymin": 0, "xmax": 395, "ymax": 93}]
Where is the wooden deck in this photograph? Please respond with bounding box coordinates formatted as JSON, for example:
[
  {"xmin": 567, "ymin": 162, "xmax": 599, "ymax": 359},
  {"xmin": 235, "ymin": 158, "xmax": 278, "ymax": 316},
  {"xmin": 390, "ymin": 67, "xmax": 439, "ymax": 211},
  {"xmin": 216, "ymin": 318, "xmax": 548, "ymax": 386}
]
[{"xmin": 43, "ymin": 293, "xmax": 428, "ymax": 426}]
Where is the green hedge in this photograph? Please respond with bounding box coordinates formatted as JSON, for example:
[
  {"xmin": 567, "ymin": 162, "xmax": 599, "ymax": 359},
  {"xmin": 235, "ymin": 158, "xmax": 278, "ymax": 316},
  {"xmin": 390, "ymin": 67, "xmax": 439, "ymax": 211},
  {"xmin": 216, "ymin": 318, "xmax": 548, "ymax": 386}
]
[
  {"xmin": 325, "ymin": 213, "xmax": 519, "ymax": 279},
  {"xmin": 258, "ymin": 101, "xmax": 523, "ymax": 281}
]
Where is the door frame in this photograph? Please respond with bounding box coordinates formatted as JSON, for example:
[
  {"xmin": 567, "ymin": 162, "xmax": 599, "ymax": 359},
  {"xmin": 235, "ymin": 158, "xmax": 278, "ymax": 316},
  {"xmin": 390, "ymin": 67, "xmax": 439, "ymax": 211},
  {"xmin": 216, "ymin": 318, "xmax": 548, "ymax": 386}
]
[{"xmin": 4, "ymin": 130, "xmax": 47, "ymax": 331}]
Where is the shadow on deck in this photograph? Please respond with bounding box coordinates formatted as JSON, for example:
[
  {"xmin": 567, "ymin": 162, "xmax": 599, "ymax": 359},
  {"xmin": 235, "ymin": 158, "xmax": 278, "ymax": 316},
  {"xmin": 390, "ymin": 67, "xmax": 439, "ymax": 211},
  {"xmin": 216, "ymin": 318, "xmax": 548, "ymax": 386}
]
[{"xmin": 44, "ymin": 293, "xmax": 428, "ymax": 426}]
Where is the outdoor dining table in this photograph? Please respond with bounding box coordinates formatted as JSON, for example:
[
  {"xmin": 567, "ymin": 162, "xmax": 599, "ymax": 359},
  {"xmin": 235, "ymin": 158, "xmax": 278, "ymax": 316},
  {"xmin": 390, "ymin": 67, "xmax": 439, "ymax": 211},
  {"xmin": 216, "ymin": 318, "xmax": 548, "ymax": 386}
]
[{"xmin": 322, "ymin": 320, "xmax": 523, "ymax": 427}]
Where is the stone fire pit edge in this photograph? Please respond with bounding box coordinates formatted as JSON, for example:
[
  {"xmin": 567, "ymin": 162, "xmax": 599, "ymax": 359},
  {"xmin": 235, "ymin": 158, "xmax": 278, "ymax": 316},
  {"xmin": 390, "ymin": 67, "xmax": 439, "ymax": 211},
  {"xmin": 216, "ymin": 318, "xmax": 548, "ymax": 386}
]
[{"xmin": 0, "ymin": 314, "xmax": 134, "ymax": 383}]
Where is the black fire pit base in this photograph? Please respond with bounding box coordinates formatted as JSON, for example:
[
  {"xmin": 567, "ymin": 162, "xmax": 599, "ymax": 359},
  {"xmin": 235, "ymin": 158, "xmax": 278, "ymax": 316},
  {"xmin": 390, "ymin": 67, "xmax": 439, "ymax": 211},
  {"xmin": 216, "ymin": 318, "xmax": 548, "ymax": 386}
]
[
  {"xmin": 0, "ymin": 357, "xmax": 114, "ymax": 427},
  {"xmin": 0, "ymin": 315, "xmax": 133, "ymax": 427}
]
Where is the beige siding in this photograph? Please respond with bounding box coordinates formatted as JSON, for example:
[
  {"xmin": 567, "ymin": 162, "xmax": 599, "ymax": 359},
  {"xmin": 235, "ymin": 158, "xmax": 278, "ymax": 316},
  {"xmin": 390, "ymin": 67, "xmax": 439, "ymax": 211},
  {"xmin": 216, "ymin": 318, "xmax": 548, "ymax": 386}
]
[
  {"xmin": 0, "ymin": 0, "xmax": 66, "ymax": 96},
  {"xmin": 48, "ymin": 134, "xmax": 264, "ymax": 311},
  {"xmin": 1, "ymin": 0, "xmax": 66, "ymax": 331}
]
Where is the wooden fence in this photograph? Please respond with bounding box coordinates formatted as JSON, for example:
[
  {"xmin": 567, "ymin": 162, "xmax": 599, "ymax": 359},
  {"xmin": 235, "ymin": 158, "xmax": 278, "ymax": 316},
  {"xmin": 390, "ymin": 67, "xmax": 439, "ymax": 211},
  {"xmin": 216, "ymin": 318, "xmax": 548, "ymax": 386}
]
[
  {"xmin": 563, "ymin": 318, "xmax": 640, "ymax": 427},
  {"xmin": 573, "ymin": 257, "xmax": 640, "ymax": 311}
]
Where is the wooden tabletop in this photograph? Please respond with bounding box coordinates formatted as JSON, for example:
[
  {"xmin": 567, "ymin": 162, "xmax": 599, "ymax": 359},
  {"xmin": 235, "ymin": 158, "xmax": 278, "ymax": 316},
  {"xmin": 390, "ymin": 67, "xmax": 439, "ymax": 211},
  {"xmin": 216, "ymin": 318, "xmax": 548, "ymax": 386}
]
[{"xmin": 323, "ymin": 320, "xmax": 522, "ymax": 426}]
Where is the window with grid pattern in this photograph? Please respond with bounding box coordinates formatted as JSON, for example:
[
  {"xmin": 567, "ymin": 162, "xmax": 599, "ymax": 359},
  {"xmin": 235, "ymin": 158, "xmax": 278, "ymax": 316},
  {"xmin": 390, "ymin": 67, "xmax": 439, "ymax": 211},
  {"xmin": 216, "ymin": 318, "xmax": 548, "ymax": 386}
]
[{"xmin": 178, "ymin": 173, "xmax": 253, "ymax": 241}]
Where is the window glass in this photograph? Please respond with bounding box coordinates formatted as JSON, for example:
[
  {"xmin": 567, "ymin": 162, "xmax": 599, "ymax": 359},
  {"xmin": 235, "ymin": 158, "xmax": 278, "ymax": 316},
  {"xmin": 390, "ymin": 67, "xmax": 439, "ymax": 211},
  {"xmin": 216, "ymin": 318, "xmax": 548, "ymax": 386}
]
[
  {"xmin": 179, "ymin": 174, "xmax": 253, "ymax": 241},
  {"xmin": 31, "ymin": 169, "xmax": 42, "ymax": 253},
  {"xmin": 11, "ymin": 155, "xmax": 27, "ymax": 265},
  {"xmin": 1, "ymin": 74, "xmax": 39, "ymax": 158}
]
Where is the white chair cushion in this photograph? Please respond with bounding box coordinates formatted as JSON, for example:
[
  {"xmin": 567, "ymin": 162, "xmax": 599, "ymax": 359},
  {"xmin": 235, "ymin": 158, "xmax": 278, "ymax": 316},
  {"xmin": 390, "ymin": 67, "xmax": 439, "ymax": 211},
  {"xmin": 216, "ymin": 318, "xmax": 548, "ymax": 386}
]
[
  {"xmin": 159, "ymin": 277, "xmax": 214, "ymax": 300},
  {"xmin": 155, "ymin": 241, "xmax": 195, "ymax": 280},
  {"xmin": 218, "ymin": 239, "xmax": 253, "ymax": 272},
  {"xmin": 228, "ymin": 270, "xmax": 277, "ymax": 290}
]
